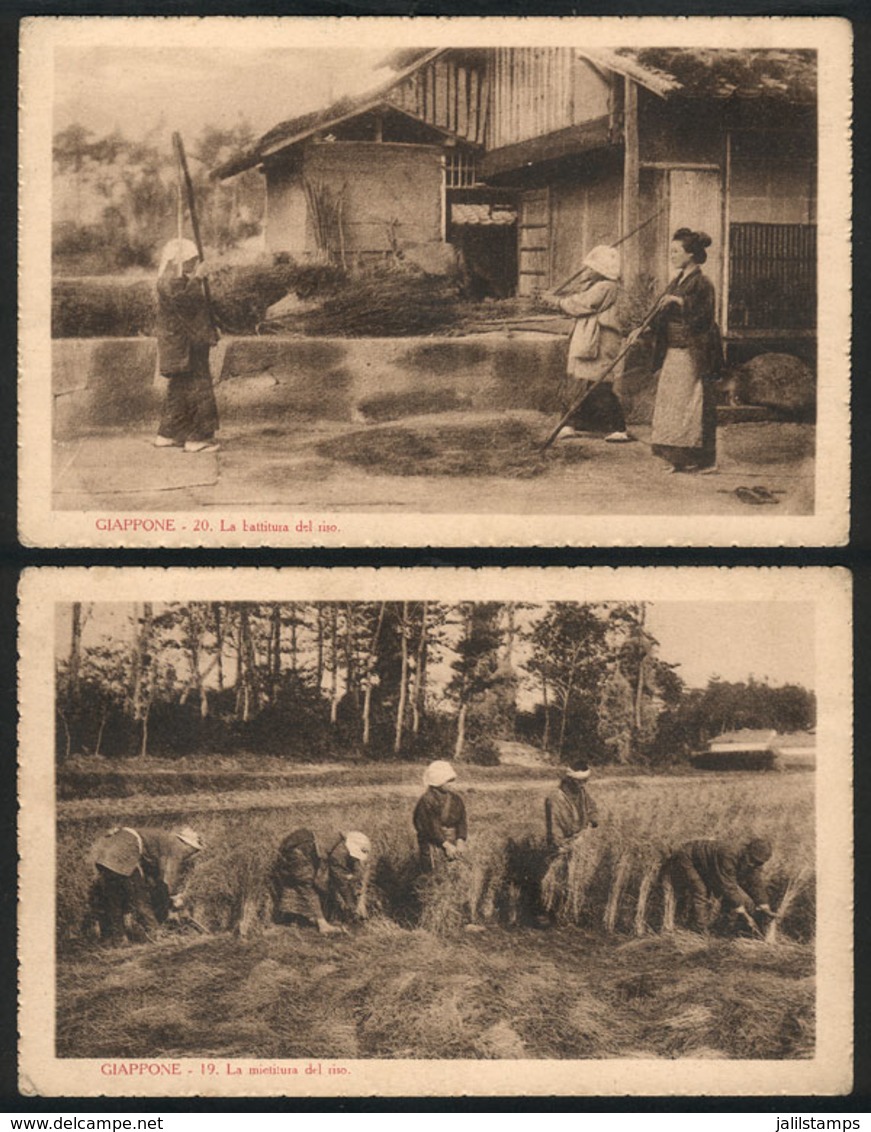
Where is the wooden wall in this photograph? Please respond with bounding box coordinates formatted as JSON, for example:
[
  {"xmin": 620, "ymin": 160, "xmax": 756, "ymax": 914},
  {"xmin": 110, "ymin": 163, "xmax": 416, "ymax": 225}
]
[
  {"xmin": 548, "ymin": 162, "xmax": 623, "ymax": 290},
  {"xmin": 388, "ymin": 56, "xmax": 488, "ymax": 145},
  {"xmin": 729, "ymin": 130, "xmax": 816, "ymax": 224},
  {"xmin": 264, "ymin": 156, "xmax": 307, "ymax": 256},
  {"xmin": 488, "ymin": 49, "xmax": 612, "ymax": 152}
]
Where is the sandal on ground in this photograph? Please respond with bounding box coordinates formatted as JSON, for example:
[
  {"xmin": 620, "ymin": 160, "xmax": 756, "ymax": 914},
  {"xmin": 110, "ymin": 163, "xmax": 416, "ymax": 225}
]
[
  {"xmin": 556, "ymin": 426, "xmax": 581, "ymax": 441},
  {"xmin": 750, "ymin": 485, "xmax": 779, "ymax": 504},
  {"xmin": 735, "ymin": 486, "xmax": 765, "ymax": 505},
  {"xmin": 153, "ymin": 436, "xmax": 181, "ymax": 448},
  {"xmin": 184, "ymin": 440, "xmax": 221, "ymax": 454},
  {"xmin": 604, "ymin": 431, "xmax": 635, "ymax": 443}
]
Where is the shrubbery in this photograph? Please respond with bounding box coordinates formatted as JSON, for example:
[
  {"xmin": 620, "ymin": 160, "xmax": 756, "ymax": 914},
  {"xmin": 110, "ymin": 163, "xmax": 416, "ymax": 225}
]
[
  {"xmin": 51, "ymin": 260, "xmax": 347, "ymax": 338},
  {"xmin": 51, "ymin": 256, "xmax": 467, "ymax": 338},
  {"xmin": 52, "ymin": 278, "xmax": 157, "ymax": 338}
]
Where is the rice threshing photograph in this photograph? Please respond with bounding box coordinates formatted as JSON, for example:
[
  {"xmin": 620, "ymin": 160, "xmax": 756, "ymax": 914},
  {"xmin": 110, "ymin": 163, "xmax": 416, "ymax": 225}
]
[{"xmin": 23, "ymin": 17, "xmax": 849, "ymax": 543}]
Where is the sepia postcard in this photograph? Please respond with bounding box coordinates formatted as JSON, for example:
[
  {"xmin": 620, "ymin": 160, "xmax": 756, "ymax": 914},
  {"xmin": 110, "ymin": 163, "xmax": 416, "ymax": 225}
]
[
  {"xmin": 19, "ymin": 567, "xmax": 853, "ymax": 1096},
  {"xmin": 19, "ymin": 16, "xmax": 851, "ymax": 548}
]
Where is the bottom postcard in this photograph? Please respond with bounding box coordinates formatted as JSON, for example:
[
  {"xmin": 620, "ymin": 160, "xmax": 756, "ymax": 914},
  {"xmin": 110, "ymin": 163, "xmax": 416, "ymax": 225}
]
[{"xmin": 18, "ymin": 567, "xmax": 853, "ymax": 1096}]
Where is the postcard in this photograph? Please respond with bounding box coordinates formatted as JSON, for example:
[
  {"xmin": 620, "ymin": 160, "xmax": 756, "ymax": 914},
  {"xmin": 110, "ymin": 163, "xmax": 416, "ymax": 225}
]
[
  {"xmin": 19, "ymin": 567, "xmax": 852, "ymax": 1095},
  {"xmin": 19, "ymin": 16, "xmax": 851, "ymax": 546}
]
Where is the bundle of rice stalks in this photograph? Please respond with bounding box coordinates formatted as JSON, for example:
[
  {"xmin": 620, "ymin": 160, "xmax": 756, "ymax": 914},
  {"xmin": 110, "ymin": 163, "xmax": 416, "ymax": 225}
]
[
  {"xmin": 765, "ymin": 866, "xmax": 815, "ymax": 943},
  {"xmin": 417, "ymin": 832, "xmax": 509, "ymax": 934},
  {"xmin": 184, "ymin": 813, "xmax": 278, "ymax": 935},
  {"xmin": 541, "ymin": 831, "xmax": 604, "ymax": 925},
  {"xmin": 278, "ymin": 272, "xmax": 462, "ymax": 338}
]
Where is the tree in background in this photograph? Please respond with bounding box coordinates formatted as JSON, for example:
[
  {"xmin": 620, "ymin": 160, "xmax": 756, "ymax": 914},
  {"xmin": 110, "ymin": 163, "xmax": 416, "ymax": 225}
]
[
  {"xmin": 55, "ymin": 601, "xmax": 816, "ymax": 767},
  {"xmin": 52, "ymin": 120, "xmax": 264, "ymax": 275},
  {"xmin": 525, "ymin": 603, "xmax": 610, "ymax": 760},
  {"xmin": 446, "ymin": 602, "xmax": 514, "ymax": 763}
]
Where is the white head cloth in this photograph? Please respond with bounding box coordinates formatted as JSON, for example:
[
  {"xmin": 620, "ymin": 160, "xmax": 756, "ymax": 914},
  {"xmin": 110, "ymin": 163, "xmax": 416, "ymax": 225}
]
[{"xmin": 158, "ymin": 238, "xmax": 199, "ymax": 277}]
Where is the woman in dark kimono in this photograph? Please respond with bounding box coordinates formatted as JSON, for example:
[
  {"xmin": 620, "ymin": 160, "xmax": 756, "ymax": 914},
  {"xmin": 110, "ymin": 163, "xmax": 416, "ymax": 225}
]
[
  {"xmin": 270, "ymin": 828, "xmax": 371, "ymax": 935},
  {"xmin": 154, "ymin": 238, "xmax": 220, "ymax": 453},
  {"xmin": 649, "ymin": 228, "xmax": 723, "ymax": 472}
]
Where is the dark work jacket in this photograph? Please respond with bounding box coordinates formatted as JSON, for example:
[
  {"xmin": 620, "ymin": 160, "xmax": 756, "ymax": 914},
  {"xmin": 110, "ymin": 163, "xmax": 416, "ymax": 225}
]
[
  {"xmin": 413, "ymin": 787, "xmax": 468, "ymax": 848},
  {"xmin": 271, "ymin": 829, "xmax": 363, "ymax": 918},
  {"xmin": 679, "ymin": 838, "xmax": 768, "ymax": 913},
  {"xmin": 545, "ymin": 781, "xmax": 599, "ymax": 850},
  {"xmin": 93, "ymin": 826, "xmax": 198, "ymax": 896},
  {"xmin": 651, "ymin": 267, "xmax": 723, "ymax": 379},
  {"xmin": 156, "ymin": 272, "xmax": 217, "ymax": 376}
]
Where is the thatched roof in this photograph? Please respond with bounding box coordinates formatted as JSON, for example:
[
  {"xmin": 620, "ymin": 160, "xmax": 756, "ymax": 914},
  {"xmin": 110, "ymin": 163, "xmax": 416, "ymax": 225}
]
[
  {"xmin": 213, "ymin": 49, "xmax": 445, "ymax": 180},
  {"xmin": 613, "ymin": 48, "xmax": 817, "ymax": 103}
]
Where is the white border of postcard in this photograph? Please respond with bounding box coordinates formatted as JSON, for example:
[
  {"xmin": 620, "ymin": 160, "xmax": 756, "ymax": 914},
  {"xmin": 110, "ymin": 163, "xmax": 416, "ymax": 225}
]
[{"xmin": 19, "ymin": 567, "xmax": 853, "ymax": 1096}]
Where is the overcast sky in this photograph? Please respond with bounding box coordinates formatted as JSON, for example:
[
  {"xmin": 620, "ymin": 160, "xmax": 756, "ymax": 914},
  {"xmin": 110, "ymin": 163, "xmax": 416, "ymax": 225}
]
[
  {"xmin": 54, "ymin": 46, "xmax": 391, "ymax": 145},
  {"xmin": 55, "ymin": 601, "xmax": 815, "ymax": 692}
]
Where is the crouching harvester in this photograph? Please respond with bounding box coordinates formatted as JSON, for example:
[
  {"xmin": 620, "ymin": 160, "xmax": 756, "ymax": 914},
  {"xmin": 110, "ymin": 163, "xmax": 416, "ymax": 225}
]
[
  {"xmin": 664, "ymin": 837, "xmax": 776, "ymax": 935},
  {"xmin": 271, "ymin": 828, "xmax": 371, "ymax": 935},
  {"xmin": 87, "ymin": 824, "xmax": 204, "ymax": 944}
]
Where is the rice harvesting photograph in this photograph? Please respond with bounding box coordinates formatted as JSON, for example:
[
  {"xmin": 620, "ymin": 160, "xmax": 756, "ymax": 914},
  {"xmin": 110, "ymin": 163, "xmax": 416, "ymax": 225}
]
[{"xmin": 44, "ymin": 587, "xmax": 829, "ymax": 1069}]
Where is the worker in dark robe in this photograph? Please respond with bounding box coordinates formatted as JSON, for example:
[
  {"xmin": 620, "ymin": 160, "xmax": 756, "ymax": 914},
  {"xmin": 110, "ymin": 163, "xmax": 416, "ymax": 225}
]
[
  {"xmin": 665, "ymin": 837, "xmax": 776, "ymax": 934},
  {"xmin": 154, "ymin": 237, "xmax": 220, "ymax": 453},
  {"xmin": 271, "ymin": 828, "xmax": 371, "ymax": 935},
  {"xmin": 87, "ymin": 825, "xmax": 204, "ymax": 944},
  {"xmin": 413, "ymin": 760, "xmax": 468, "ymax": 871},
  {"xmin": 544, "ymin": 761, "xmax": 599, "ymax": 853}
]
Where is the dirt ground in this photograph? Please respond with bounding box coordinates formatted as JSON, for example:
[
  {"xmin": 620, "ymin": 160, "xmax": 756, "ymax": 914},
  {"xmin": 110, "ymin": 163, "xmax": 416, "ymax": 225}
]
[{"xmin": 53, "ymin": 412, "xmax": 815, "ymax": 515}]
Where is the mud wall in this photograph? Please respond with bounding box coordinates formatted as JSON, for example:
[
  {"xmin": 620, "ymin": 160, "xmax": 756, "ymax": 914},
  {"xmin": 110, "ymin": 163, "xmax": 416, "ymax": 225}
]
[{"xmin": 52, "ymin": 334, "xmax": 594, "ymax": 439}]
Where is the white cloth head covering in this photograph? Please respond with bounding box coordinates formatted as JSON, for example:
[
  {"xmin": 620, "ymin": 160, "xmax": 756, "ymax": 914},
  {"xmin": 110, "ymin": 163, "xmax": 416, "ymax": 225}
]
[
  {"xmin": 583, "ymin": 245, "xmax": 621, "ymax": 281},
  {"xmin": 158, "ymin": 238, "xmax": 199, "ymax": 277},
  {"xmin": 564, "ymin": 765, "xmax": 592, "ymax": 781},
  {"xmin": 423, "ymin": 760, "xmax": 457, "ymax": 788},
  {"xmin": 343, "ymin": 831, "xmax": 371, "ymax": 861},
  {"xmin": 175, "ymin": 825, "xmax": 204, "ymax": 851}
]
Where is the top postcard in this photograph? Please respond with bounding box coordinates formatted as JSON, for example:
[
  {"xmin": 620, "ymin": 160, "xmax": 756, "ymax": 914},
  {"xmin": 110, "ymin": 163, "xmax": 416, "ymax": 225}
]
[{"xmin": 19, "ymin": 16, "xmax": 852, "ymax": 547}]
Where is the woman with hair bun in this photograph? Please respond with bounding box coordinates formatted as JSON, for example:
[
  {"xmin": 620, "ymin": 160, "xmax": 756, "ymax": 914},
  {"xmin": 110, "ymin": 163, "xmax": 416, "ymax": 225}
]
[{"xmin": 649, "ymin": 227, "xmax": 723, "ymax": 472}]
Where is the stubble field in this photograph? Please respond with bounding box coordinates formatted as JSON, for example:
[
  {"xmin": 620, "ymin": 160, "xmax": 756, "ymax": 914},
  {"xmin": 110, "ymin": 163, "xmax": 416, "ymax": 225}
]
[{"xmin": 55, "ymin": 764, "xmax": 815, "ymax": 1061}]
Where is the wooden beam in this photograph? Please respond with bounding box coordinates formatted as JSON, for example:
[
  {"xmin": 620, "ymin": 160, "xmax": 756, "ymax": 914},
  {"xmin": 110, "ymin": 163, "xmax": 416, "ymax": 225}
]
[
  {"xmin": 640, "ymin": 161, "xmax": 721, "ymax": 171},
  {"xmin": 621, "ymin": 77, "xmax": 640, "ymax": 285},
  {"xmin": 479, "ymin": 115, "xmax": 612, "ymax": 179}
]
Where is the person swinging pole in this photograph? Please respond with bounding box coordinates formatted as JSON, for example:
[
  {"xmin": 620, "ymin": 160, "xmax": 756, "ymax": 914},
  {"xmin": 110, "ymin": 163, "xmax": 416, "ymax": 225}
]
[
  {"xmin": 538, "ymin": 208, "xmax": 667, "ymax": 449},
  {"xmin": 153, "ymin": 133, "xmax": 220, "ymax": 454},
  {"xmin": 540, "ymin": 245, "xmax": 633, "ymax": 443}
]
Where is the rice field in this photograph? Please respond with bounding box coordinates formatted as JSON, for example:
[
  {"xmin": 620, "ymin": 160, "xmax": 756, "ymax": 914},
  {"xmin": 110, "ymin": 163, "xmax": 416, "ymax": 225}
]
[{"xmin": 55, "ymin": 766, "xmax": 815, "ymax": 1060}]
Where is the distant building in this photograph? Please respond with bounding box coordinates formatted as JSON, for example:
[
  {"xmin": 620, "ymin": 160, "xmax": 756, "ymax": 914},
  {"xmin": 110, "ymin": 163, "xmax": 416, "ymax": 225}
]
[
  {"xmin": 214, "ymin": 46, "xmax": 817, "ymax": 362},
  {"xmin": 691, "ymin": 727, "xmax": 815, "ymax": 770},
  {"xmin": 772, "ymin": 730, "xmax": 816, "ymax": 770}
]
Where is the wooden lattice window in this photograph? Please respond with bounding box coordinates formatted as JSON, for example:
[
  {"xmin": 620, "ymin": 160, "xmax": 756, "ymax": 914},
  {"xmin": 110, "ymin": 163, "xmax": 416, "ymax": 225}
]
[
  {"xmin": 445, "ymin": 150, "xmax": 477, "ymax": 188},
  {"xmin": 728, "ymin": 222, "xmax": 816, "ymax": 331}
]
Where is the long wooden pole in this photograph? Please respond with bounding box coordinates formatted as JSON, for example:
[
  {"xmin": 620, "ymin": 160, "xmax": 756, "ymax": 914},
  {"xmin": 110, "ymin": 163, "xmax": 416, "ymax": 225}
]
[
  {"xmin": 539, "ymin": 287, "xmax": 669, "ymax": 452},
  {"xmin": 552, "ymin": 207, "xmax": 665, "ymax": 297},
  {"xmin": 172, "ymin": 131, "xmax": 217, "ymax": 330}
]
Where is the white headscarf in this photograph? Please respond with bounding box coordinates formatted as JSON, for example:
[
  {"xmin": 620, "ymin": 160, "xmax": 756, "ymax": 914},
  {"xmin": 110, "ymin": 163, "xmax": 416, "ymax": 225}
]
[
  {"xmin": 583, "ymin": 245, "xmax": 621, "ymax": 282},
  {"xmin": 158, "ymin": 238, "xmax": 199, "ymax": 277}
]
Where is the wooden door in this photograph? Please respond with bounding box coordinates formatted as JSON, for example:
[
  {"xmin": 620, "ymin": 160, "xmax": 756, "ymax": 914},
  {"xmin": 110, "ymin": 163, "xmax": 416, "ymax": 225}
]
[
  {"xmin": 668, "ymin": 169, "xmax": 724, "ymax": 318},
  {"xmin": 517, "ymin": 188, "xmax": 550, "ymax": 296}
]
